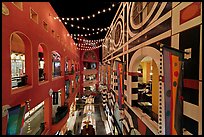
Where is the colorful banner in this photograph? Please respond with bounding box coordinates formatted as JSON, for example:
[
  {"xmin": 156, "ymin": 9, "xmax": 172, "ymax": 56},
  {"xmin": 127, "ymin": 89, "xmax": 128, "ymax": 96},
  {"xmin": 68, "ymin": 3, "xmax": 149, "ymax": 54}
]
[
  {"xmin": 7, "ymin": 104, "xmax": 26, "ymax": 135},
  {"xmin": 163, "ymin": 46, "xmax": 184, "ymax": 135},
  {"xmin": 116, "ymin": 61, "xmax": 124, "ymax": 110}
]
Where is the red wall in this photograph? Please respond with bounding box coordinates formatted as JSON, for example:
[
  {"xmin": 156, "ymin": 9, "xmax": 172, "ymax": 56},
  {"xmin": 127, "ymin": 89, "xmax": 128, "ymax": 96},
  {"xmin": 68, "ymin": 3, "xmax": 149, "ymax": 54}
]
[
  {"xmin": 78, "ymin": 37, "xmax": 100, "ymax": 95},
  {"xmin": 2, "ymin": 2, "xmax": 79, "ymax": 134}
]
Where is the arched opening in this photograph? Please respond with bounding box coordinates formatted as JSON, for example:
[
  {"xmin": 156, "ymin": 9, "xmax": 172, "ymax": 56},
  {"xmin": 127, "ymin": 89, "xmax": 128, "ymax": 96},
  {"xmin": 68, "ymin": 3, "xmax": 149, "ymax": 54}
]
[
  {"xmin": 10, "ymin": 32, "xmax": 32, "ymax": 89},
  {"xmin": 82, "ymin": 51, "xmax": 98, "ymax": 94},
  {"xmin": 52, "ymin": 51, "xmax": 61, "ymax": 78},
  {"xmin": 38, "ymin": 43, "xmax": 48, "ymax": 81},
  {"xmin": 129, "ymin": 46, "xmax": 160, "ymax": 123},
  {"xmin": 136, "ymin": 56, "xmax": 159, "ymax": 122}
]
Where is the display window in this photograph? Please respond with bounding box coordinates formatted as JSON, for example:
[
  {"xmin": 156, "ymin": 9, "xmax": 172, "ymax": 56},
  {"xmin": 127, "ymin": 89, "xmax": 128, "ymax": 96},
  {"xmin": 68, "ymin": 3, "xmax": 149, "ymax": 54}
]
[
  {"xmin": 11, "ymin": 53, "xmax": 26, "ymax": 88},
  {"xmin": 52, "ymin": 51, "xmax": 61, "ymax": 77}
]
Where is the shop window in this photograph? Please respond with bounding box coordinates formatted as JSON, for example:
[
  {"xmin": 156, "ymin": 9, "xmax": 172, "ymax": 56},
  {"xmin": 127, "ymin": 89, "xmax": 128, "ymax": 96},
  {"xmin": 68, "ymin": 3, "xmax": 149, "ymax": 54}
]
[
  {"xmin": 136, "ymin": 56, "xmax": 158, "ymax": 122},
  {"xmin": 10, "ymin": 32, "xmax": 32, "ymax": 89},
  {"xmin": 38, "ymin": 44, "xmax": 48, "ymax": 82},
  {"xmin": 30, "ymin": 8, "xmax": 38, "ymax": 24},
  {"xmin": 12, "ymin": 2, "xmax": 23, "ymax": 11},
  {"xmin": 52, "ymin": 51, "xmax": 61, "ymax": 78},
  {"xmin": 65, "ymin": 80, "xmax": 70, "ymax": 99},
  {"xmin": 83, "ymin": 62, "xmax": 96, "ymax": 70},
  {"xmin": 65, "ymin": 57, "xmax": 69, "ymax": 75},
  {"xmin": 43, "ymin": 21, "xmax": 48, "ymax": 32}
]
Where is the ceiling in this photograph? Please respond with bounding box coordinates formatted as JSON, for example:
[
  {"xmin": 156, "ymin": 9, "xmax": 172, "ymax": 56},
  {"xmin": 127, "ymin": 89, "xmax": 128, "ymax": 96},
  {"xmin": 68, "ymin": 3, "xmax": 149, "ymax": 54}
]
[{"xmin": 49, "ymin": 1, "xmax": 120, "ymax": 42}]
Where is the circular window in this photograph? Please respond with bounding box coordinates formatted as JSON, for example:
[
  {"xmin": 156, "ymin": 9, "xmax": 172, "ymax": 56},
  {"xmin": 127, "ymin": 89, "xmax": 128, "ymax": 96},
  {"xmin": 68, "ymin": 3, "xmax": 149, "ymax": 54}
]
[
  {"xmin": 132, "ymin": 2, "xmax": 143, "ymax": 25},
  {"xmin": 114, "ymin": 21, "xmax": 122, "ymax": 47},
  {"xmin": 130, "ymin": 2, "xmax": 156, "ymax": 30}
]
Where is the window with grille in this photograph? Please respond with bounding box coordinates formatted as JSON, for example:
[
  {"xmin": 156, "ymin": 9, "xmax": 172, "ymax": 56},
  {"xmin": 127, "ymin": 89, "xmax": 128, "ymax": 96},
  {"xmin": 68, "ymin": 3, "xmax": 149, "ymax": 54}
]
[
  {"xmin": 132, "ymin": 2, "xmax": 143, "ymax": 25},
  {"xmin": 115, "ymin": 23, "xmax": 121, "ymax": 46}
]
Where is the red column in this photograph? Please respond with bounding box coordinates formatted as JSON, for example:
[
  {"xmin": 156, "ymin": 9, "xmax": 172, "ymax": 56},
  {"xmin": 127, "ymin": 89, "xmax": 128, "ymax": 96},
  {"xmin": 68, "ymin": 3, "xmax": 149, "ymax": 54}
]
[{"xmin": 44, "ymin": 96, "xmax": 52, "ymax": 130}]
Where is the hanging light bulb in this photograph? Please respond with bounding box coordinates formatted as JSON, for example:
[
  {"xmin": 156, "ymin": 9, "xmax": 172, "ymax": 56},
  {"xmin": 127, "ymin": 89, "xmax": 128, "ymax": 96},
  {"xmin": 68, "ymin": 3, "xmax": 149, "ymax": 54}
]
[
  {"xmin": 98, "ymin": 11, "xmax": 101, "ymax": 14},
  {"xmin": 112, "ymin": 4, "xmax": 115, "ymax": 7},
  {"xmin": 71, "ymin": 24, "xmax": 74, "ymax": 27},
  {"xmin": 71, "ymin": 18, "xmax": 74, "ymax": 21},
  {"xmin": 108, "ymin": 8, "xmax": 111, "ymax": 11},
  {"xmin": 88, "ymin": 16, "xmax": 90, "ymax": 19},
  {"xmin": 76, "ymin": 18, "xmax": 79, "ymax": 21},
  {"xmin": 62, "ymin": 18, "xmax": 64, "ymax": 20},
  {"xmin": 92, "ymin": 14, "xmax": 95, "ymax": 17},
  {"xmin": 103, "ymin": 9, "xmax": 106, "ymax": 12},
  {"xmin": 81, "ymin": 17, "xmax": 84, "ymax": 20},
  {"xmin": 65, "ymin": 22, "xmax": 67, "ymax": 25},
  {"xmin": 67, "ymin": 18, "xmax": 69, "ymax": 21}
]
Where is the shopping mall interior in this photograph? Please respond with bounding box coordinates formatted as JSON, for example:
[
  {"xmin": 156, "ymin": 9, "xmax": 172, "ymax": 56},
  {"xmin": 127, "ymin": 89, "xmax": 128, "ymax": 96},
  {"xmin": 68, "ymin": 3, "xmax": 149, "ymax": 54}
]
[{"xmin": 2, "ymin": 2, "xmax": 202, "ymax": 135}]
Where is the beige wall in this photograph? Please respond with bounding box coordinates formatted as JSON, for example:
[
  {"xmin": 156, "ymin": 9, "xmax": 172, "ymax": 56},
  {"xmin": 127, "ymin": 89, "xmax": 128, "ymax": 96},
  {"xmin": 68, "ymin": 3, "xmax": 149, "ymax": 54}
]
[{"xmin": 141, "ymin": 61, "xmax": 151, "ymax": 83}]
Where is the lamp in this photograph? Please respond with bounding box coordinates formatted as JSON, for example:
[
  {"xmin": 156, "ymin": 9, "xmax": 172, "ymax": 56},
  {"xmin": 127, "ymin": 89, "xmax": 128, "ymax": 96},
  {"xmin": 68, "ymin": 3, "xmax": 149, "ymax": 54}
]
[
  {"xmin": 49, "ymin": 89, "xmax": 53, "ymax": 96},
  {"xmin": 2, "ymin": 105, "xmax": 11, "ymax": 117}
]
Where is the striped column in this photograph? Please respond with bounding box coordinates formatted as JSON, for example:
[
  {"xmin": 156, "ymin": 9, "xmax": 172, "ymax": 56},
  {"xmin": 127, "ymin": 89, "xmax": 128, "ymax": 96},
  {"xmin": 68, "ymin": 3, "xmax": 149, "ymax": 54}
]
[
  {"xmin": 131, "ymin": 75, "xmax": 139, "ymax": 106},
  {"xmin": 102, "ymin": 89, "xmax": 108, "ymax": 107}
]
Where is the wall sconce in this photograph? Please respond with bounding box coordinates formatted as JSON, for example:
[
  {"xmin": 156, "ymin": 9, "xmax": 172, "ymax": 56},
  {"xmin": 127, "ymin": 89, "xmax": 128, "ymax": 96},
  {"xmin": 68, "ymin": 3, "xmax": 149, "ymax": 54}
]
[
  {"xmin": 49, "ymin": 89, "xmax": 53, "ymax": 96},
  {"xmin": 2, "ymin": 105, "xmax": 11, "ymax": 117},
  {"xmin": 184, "ymin": 48, "xmax": 192, "ymax": 59}
]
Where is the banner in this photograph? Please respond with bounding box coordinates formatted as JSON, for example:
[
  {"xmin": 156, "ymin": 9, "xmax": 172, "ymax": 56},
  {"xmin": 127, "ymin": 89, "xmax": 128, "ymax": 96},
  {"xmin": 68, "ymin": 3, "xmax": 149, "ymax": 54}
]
[
  {"xmin": 53, "ymin": 92, "xmax": 59, "ymax": 105},
  {"xmin": 163, "ymin": 46, "xmax": 184, "ymax": 135},
  {"xmin": 107, "ymin": 64, "xmax": 111, "ymax": 90},
  {"xmin": 7, "ymin": 104, "xmax": 26, "ymax": 135},
  {"xmin": 116, "ymin": 61, "xmax": 124, "ymax": 110}
]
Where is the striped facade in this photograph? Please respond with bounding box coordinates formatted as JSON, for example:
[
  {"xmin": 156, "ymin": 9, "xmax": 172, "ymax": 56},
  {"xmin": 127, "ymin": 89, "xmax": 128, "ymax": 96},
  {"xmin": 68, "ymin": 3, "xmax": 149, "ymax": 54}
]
[{"xmin": 101, "ymin": 2, "xmax": 202, "ymax": 135}]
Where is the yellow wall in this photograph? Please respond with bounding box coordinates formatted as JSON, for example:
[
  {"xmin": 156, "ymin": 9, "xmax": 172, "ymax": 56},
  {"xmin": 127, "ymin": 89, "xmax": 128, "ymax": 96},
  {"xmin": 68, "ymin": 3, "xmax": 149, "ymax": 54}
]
[
  {"xmin": 141, "ymin": 61, "xmax": 151, "ymax": 83},
  {"xmin": 152, "ymin": 60, "xmax": 159, "ymax": 114}
]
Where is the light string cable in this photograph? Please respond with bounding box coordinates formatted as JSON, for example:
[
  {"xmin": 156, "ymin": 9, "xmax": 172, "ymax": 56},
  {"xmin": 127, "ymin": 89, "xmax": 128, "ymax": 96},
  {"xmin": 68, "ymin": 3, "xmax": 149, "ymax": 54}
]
[{"xmin": 53, "ymin": 2, "xmax": 119, "ymax": 21}]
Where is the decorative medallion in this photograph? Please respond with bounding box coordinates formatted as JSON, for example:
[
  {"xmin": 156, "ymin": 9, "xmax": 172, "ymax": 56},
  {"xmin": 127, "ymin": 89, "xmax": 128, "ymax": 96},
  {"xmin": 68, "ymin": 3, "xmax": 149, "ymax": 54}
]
[{"xmin": 2, "ymin": 3, "xmax": 9, "ymax": 16}]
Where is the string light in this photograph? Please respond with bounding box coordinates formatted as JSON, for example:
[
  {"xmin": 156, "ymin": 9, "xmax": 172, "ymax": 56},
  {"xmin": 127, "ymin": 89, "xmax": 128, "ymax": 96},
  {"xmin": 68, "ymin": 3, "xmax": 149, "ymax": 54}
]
[
  {"xmin": 26, "ymin": 99, "xmax": 32, "ymax": 133},
  {"xmin": 53, "ymin": 2, "xmax": 119, "ymax": 21}
]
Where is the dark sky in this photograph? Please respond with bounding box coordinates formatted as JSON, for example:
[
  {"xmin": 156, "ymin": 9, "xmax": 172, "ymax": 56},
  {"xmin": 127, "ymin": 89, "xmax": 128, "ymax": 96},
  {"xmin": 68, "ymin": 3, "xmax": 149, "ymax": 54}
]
[{"xmin": 49, "ymin": 1, "xmax": 120, "ymax": 62}]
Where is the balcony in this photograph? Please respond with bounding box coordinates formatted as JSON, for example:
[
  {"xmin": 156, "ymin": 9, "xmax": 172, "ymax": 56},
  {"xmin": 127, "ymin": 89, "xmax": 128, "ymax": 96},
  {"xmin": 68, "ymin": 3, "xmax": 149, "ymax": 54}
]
[
  {"xmin": 83, "ymin": 80, "xmax": 98, "ymax": 87},
  {"xmin": 82, "ymin": 69, "xmax": 97, "ymax": 75},
  {"xmin": 52, "ymin": 105, "xmax": 68, "ymax": 124}
]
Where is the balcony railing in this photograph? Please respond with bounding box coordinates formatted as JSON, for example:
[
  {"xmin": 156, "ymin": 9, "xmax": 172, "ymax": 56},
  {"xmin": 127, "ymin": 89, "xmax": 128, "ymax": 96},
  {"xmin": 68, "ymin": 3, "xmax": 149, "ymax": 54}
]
[
  {"xmin": 136, "ymin": 102, "xmax": 158, "ymax": 123},
  {"xmin": 52, "ymin": 106, "xmax": 68, "ymax": 124}
]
